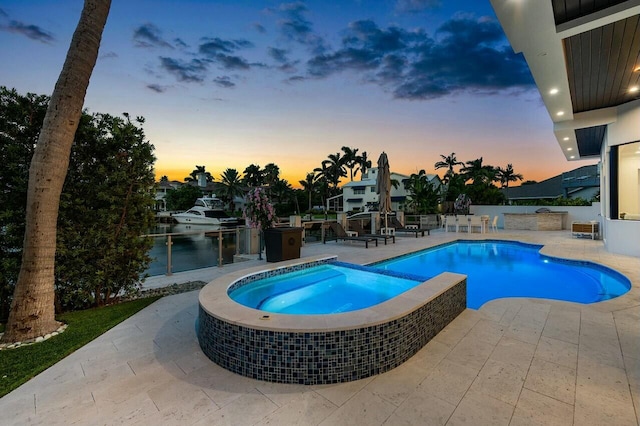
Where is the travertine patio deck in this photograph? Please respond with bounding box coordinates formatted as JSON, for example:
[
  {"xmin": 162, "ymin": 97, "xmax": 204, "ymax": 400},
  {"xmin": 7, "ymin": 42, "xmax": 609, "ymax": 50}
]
[{"xmin": 1, "ymin": 230, "xmax": 638, "ymax": 425}]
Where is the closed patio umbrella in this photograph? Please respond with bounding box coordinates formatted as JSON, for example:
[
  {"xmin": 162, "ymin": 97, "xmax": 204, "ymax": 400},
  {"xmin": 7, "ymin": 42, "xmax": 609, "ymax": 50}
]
[{"xmin": 376, "ymin": 152, "xmax": 392, "ymax": 232}]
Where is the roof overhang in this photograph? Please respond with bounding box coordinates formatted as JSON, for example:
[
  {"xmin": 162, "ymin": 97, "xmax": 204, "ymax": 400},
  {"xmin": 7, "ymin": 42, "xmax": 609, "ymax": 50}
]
[{"xmin": 490, "ymin": 0, "xmax": 640, "ymax": 161}]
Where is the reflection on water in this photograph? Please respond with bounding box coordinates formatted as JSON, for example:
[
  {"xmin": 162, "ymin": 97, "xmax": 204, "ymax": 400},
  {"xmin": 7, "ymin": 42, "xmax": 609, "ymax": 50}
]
[{"xmin": 145, "ymin": 223, "xmax": 238, "ymax": 277}]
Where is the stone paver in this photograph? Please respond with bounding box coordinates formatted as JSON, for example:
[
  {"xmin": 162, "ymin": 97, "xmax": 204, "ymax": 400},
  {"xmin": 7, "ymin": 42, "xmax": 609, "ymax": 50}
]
[{"xmin": 0, "ymin": 230, "xmax": 638, "ymax": 425}]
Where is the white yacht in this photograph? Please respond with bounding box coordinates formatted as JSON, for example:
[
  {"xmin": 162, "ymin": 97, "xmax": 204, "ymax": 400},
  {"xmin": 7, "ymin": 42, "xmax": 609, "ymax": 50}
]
[{"xmin": 172, "ymin": 197, "xmax": 238, "ymax": 226}]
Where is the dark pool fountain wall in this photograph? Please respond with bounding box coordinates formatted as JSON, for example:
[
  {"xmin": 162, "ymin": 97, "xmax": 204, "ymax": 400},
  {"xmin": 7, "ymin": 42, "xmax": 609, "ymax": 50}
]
[{"xmin": 197, "ymin": 256, "xmax": 467, "ymax": 385}]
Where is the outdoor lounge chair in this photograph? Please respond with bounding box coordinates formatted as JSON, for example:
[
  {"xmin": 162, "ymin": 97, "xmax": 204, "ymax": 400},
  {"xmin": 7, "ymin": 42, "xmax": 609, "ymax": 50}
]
[
  {"xmin": 323, "ymin": 222, "xmax": 378, "ymax": 248},
  {"xmin": 349, "ymin": 220, "xmax": 395, "ymax": 245},
  {"xmin": 388, "ymin": 217, "xmax": 427, "ymax": 237}
]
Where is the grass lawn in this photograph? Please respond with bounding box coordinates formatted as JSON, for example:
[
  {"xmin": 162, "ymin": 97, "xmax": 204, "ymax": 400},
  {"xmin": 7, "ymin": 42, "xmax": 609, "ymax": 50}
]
[{"xmin": 0, "ymin": 296, "xmax": 161, "ymax": 398}]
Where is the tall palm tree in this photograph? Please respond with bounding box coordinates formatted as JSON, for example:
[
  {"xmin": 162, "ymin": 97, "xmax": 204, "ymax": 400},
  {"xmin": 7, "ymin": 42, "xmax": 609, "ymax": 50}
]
[
  {"xmin": 185, "ymin": 165, "xmax": 213, "ymax": 183},
  {"xmin": 496, "ymin": 164, "xmax": 524, "ymax": 189},
  {"xmin": 461, "ymin": 157, "xmax": 497, "ymax": 185},
  {"xmin": 312, "ymin": 164, "xmax": 331, "ymax": 208},
  {"xmin": 299, "ymin": 172, "xmax": 317, "ymax": 212},
  {"xmin": 242, "ymin": 164, "xmax": 263, "ymax": 188},
  {"xmin": 3, "ymin": 0, "xmax": 112, "ymax": 343},
  {"xmin": 263, "ymin": 163, "xmax": 280, "ymax": 187},
  {"xmin": 355, "ymin": 151, "xmax": 372, "ymax": 178},
  {"xmin": 320, "ymin": 152, "xmax": 347, "ymax": 194},
  {"xmin": 341, "ymin": 146, "xmax": 359, "ymax": 181},
  {"xmin": 216, "ymin": 168, "xmax": 244, "ymax": 213},
  {"xmin": 434, "ymin": 152, "xmax": 464, "ymax": 185},
  {"xmin": 271, "ymin": 179, "xmax": 293, "ymax": 206},
  {"xmin": 434, "ymin": 152, "xmax": 464, "ymax": 174},
  {"xmin": 496, "ymin": 164, "xmax": 524, "ymax": 202}
]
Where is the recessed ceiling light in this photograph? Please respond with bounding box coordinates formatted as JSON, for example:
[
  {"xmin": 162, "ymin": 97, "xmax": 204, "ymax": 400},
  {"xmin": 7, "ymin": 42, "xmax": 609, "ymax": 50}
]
[
  {"xmin": 563, "ymin": 137, "xmax": 569, "ymax": 141},
  {"xmin": 549, "ymin": 88, "xmax": 559, "ymax": 95},
  {"xmin": 570, "ymin": 155, "xmax": 575, "ymax": 159},
  {"xmin": 630, "ymin": 86, "xmax": 639, "ymax": 93},
  {"xmin": 557, "ymin": 111, "xmax": 565, "ymax": 116},
  {"xmin": 567, "ymin": 147, "xmax": 573, "ymax": 151},
  {"xmin": 635, "ymin": 66, "xmax": 640, "ymax": 72}
]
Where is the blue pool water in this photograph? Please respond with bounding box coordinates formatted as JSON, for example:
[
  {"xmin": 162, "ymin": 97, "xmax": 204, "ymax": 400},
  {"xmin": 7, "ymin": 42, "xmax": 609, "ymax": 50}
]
[
  {"xmin": 376, "ymin": 241, "xmax": 630, "ymax": 309},
  {"xmin": 228, "ymin": 241, "xmax": 631, "ymax": 313},
  {"xmin": 229, "ymin": 263, "xmax": 421, "ymax": 314}
]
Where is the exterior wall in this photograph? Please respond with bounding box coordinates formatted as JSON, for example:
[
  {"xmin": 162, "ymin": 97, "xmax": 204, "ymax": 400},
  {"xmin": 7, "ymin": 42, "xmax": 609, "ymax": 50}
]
[
  {"xmin": 600, "ymin": 99, "xmax": 640, "ymax": 257},
  {"xmin": 604, "ymin": 219, "xmax": 640, "ymax": 257},
  {"xmin": 470, "ymin": 204, "xmax": 601, "ymax": 230},
  {"xmin": 607, "ymin": 100, "xmax": 640, "ymax": 147},
  {"xmin": 342, "ymin": 180, "xmax": 378, "ymax": 212},
  {"xmin": 154, "ymin": 181, "xmax": 183, "ymax": 211}
]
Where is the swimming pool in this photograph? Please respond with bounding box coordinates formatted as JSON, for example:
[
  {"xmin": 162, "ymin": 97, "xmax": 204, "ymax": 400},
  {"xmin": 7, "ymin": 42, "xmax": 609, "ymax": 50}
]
[
  {"xmin": 229, "ymin": 262, "xmax": 422, "ymax": 314},
  {"xmin": 199, "ymin": 241, "xmax": 631, "ymax": 384},
  {"xmin": 229, "ymin": 240, "xmax": 631, "ymax": 312},
  {"xmin": 375, "ymin": 240, "xmax": 631, "ymax": 309}
]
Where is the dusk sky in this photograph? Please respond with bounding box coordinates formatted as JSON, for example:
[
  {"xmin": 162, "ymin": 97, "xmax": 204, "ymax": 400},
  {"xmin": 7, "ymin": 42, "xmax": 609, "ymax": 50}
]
[{"xmin": 0, "ymin": 0, "xmax": 596, "ymax": 186}]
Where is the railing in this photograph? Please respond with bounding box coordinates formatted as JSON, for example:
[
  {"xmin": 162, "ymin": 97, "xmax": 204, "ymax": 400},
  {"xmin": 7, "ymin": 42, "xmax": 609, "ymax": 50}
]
[
  {"xmin": 142, "ymin": 227, "xmax": 247, "ymax": 276},
  {"xmin": 405, "ymin": 214, "xmax": 440, "ymax": 229},
  {"xmin": 302, "ymin": 220, "xmax": 327, "ymax": 243}
]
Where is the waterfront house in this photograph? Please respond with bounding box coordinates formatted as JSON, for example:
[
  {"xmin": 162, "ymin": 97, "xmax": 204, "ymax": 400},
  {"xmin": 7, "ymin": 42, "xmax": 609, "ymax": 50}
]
[
  {"xmin": 491, "ymin": 0, "xmax": 640, "ymax": 256},
  {"xmin": 505, "ymin": 164, "xmax": 600, "ymax": 203},
  {"xmin": 341, "ymin": 167, "xmax": 442, "ymax": 213}
]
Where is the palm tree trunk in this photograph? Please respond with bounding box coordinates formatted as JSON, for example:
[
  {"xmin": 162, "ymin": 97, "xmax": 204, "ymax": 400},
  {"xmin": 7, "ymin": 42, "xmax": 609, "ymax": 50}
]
[{"xmin": 2, "ymin": 0, "xmax": 112, "ymax": 343}]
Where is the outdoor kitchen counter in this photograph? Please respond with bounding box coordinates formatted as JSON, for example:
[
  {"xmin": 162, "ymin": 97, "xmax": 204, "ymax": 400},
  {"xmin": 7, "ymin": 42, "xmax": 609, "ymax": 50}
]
[{"xmin": 503, "ymin": 212, "xmax": 568, "ymax": 231}]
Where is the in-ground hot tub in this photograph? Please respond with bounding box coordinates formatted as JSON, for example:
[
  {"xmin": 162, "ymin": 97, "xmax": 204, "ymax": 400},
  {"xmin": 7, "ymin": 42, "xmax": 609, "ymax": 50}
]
[{"xmin": 197, "ymin": 255, "xmax": 466, "ymax": 385}]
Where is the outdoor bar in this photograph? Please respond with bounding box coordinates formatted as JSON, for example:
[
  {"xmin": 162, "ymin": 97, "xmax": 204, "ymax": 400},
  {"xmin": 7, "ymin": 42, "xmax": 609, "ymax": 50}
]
[{"xmin": 503, "ymin": 211, "xmax": 567, "ymax": 231}]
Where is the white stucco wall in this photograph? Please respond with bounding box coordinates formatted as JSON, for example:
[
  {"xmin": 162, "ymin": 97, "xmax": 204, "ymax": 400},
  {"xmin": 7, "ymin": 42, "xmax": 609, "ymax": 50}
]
[
  {"xmin": 603, "ymin": 219, "xmax": 640, "ymax": 257},
  {"xmin": 618, "ymin": 150, "xmax": 640, "ymax": 216},
  {"xmin": 470, "ymin": 204, "xmax": 601, "ymax": 230},
  {"xmin": 600, "ymin": 98, "xmax": 640, "ymax": 257},
  {"xmin": 606, "ymin": 100, "xmax": 640, "ymax": 147}
]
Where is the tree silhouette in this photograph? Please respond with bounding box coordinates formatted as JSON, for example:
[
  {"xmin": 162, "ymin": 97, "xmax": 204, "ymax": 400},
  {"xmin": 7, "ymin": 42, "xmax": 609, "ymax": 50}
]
[
  {"xmin": 299, "ymin": 172, "xmax": 318, "ymax": 212},
  {"xmin": 216, "ymin": 168, "xmax": 244, "ymax": 212},
  {"xmin": 185, "ymin": 165, "xmax": 213, "ymax": 183},
  {"xmin": 341, "ymin": 146, "xmax": 360, "ymax": 181},
  {"xmin": 242, "ymin": 164, "xmax": 264, "ymax": 187},
  {"xmin": 496, "ymin": 164, "xmax": 523, "ymax": 203},
  {"xmin": 355, "ymin": 151, "xmax": 372, "ymax": 177}
]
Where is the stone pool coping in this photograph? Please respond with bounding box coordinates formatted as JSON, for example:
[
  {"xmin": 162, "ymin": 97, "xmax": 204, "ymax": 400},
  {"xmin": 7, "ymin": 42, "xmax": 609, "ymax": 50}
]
[{"xmin": 198, "ymin": 254, "xmax": 466, "ymax": 331}]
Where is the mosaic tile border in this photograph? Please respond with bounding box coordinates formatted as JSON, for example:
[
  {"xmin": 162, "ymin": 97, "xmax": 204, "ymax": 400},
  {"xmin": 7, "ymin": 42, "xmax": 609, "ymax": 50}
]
[
  {"xmin": 227, "ymin": 257, "xmax": 334, "ymax": 294},
  {"xmin": 198, "ymin": 263, "xmax": 466, "ymax": 385}
]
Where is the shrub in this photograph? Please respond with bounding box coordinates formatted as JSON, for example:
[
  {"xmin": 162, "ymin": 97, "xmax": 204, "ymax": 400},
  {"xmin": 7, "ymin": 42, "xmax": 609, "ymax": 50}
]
[{"xmin": 0, "ymin": 88, "xmax": 156, "ymax": 314}]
